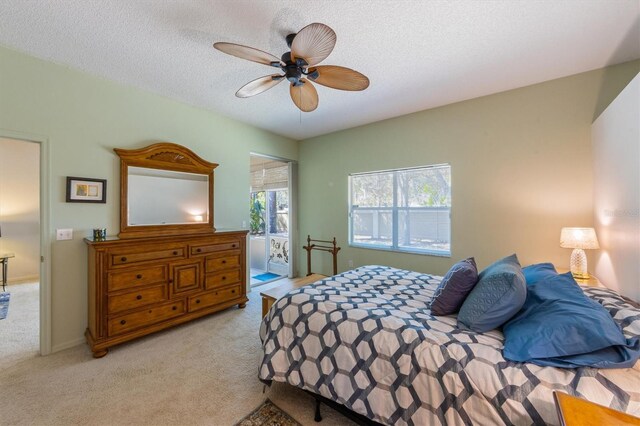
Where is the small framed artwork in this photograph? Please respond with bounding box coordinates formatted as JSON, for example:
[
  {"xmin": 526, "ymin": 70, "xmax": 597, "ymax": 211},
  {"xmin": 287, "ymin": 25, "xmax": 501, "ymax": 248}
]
[{"xmin": 66, "ymin": 177, "xmax": 107, "ymax": 203}]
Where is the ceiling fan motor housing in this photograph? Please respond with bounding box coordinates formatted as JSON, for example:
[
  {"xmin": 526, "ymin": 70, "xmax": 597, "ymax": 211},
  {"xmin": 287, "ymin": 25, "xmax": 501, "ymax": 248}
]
[
  {"xmin": 285, "ymin": 33, "xmax": 296, "ymax": 48},
  {"xmin": 281, "ymin": 51, "xmax": 305, "ymax": 86}
]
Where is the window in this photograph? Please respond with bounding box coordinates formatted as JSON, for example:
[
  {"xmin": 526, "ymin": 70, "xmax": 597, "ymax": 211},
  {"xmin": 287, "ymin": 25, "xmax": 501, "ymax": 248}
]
[{"xmin": 349, "ymin": 164, "xmax": 451, "ymax": 256}]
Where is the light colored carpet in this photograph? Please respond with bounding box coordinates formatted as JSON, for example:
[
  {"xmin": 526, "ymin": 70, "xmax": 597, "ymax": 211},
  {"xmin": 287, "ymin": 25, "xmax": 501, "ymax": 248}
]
[
  {"xmin": 0, "ymin": 281, "xmax": 40, "ymax": 368},
  {"xmin": 0, "ymin": 281, "xmax": 356, "ymax": 426}
]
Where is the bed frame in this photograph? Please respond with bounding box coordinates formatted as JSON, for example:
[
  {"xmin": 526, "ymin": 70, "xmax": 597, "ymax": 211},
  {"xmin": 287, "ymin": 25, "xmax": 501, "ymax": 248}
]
[{"xmin": 306, "ymin": 391, "xmax": 383, "ymax": 425}]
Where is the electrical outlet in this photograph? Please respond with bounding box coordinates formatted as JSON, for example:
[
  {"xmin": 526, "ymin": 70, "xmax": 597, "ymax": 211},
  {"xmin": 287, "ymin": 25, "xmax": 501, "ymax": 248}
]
[
  {"xmin": 56, "ymin": 228, "xmax": 73, "ymax": 240},
  {"xmin": 242, "ymin": 220, "xmax": 247, "ymax": 228},
  {"xmin": 348, "ymin": 260, "xmax": 354, "ymax": 268}
]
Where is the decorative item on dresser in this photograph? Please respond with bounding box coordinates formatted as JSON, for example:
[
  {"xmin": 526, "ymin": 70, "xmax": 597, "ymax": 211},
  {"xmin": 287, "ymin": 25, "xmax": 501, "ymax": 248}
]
[{"xmin": 84, "ymin": 142, "xmax": 248, "ymax": 357}]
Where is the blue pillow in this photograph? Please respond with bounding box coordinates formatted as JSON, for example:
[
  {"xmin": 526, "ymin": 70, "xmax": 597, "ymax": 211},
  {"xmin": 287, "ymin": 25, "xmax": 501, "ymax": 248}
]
[
  {"xmin": 503, "ymin": 272, "xmax": 640, "ymax": 368},
  {"xmin": 522, "ymin": 262, "xmax": 558, "ymax": 285},
  {"xmin": 430, "ymin": 258, "xmax": 478, "ymax": 316},
  {"xmin": 457, "ymin": 254, "xmax": 527, "ymax": 332}
]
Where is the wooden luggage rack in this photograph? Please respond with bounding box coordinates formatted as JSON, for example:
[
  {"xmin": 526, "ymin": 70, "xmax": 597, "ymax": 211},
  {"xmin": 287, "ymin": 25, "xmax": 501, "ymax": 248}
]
[{"xmin": 303, "ymin": 235, "xmax": 341, "ymax": 276}]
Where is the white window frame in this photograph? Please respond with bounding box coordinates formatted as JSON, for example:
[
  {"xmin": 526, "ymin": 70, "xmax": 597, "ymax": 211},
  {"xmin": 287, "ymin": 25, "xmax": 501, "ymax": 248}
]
[{"xmin": 348, "ymin": 164, "xmax": 451, "ymax": 257}]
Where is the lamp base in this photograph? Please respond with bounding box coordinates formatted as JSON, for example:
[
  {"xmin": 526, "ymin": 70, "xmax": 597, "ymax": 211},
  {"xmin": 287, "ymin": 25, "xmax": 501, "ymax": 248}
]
[{"xmin": 570, "ymin": 248, "xmax": 589, "ymax": 279}]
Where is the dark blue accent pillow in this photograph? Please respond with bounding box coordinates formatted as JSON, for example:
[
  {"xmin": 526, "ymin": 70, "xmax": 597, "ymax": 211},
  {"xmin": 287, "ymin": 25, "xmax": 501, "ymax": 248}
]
[
  {"xmin": 522, "ymin": 263, "xmax": 558, "ymax": 285},
  {"xmin": 457, "ymin": 254, "xmax": 527, "ymax": 332},
  {"xmin": 503, "ymin": 272, "xmax": 640, "ymax": 368},
  {"xmin": 430, "ymin": 258, "xmax": 478, "ymax": 316}
]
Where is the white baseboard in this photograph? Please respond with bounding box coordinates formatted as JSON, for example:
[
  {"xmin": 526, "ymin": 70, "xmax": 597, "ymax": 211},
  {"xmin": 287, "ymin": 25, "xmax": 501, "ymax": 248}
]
[
  {"xmin": 51, "ymin": 337, "xmax": 85, "ymax": 354},
  {"xmin": 8, "ymin": 274, "xmax": 40, "ymax": 284}
]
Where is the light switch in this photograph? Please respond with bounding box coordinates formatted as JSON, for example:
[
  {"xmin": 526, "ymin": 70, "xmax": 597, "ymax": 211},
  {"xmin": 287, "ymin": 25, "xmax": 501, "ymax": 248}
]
[{"xmin": 56, "ymin": 228, "xmax": 73, "ymax": 240}]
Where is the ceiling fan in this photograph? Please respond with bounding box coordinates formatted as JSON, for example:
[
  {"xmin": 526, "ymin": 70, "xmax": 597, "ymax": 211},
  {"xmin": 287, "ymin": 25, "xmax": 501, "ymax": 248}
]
[{"xmin": 213, "ymin": 23, "xmax": 369, "ymax": 112}]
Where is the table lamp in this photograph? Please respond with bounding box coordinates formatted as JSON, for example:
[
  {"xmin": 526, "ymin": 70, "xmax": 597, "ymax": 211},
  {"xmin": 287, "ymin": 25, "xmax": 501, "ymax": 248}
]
[{"xmin": 560, "ymin": 227, "xmax": 599, "ymax": 279}]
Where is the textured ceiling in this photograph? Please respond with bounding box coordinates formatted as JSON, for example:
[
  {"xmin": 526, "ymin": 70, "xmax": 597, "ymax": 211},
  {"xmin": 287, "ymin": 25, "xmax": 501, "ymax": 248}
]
[{"xmin": 1, "ymin": 1, "xmax": 638, "ymax": 140}]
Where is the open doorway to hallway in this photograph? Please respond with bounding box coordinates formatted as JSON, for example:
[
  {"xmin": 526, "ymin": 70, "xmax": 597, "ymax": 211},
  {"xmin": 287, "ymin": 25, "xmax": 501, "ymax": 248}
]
[
  {"xmin": 249, "ymin": 154, "xmax": 295, "ymax": 287},
  {"xmin": 0, "ymin": 137, "xmax": 41, "ymax": 367}
]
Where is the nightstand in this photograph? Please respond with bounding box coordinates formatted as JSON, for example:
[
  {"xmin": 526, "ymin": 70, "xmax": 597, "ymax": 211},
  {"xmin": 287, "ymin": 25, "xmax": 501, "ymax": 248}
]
[
  {"xmin": 556, "ymin": 268, "xmax": 604, "ymax": 288},
  {"xmin": 0, "ymin": 253, "xmax": 15, "ymax": 292},
  {"xmin": 260, "ymin": 274, "xmax": 327, "ymax": 317},
  {"xmin": 553, "ymin": 391, "xmax": 640, "ymax": 425}
]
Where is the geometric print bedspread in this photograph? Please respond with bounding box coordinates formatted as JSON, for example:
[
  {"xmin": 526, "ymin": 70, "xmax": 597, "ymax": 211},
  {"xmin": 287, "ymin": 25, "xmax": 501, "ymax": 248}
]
[{"xmin": 259, "ymin": 265, "xmax": 640, "ymax": 425}]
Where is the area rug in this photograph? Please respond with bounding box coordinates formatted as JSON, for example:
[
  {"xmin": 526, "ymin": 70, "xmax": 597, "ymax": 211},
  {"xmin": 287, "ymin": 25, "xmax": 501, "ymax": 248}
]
[
  {"xmin": 234, "ymin": 398, "xmax": 301, "ymax": 426},
  {"xmin": 0, "ymin": 292, "xmax": 10, "ymax": 320},
  {"xmin": 252, "ymin": 272, "xmax": 281, "ymax": 282}
]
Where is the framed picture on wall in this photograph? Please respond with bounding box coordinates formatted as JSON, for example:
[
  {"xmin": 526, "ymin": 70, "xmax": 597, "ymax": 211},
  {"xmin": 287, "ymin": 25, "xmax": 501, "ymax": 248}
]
[{"xmin": 66, "ymin": 176, "xmax": 107, "ymax": 203}]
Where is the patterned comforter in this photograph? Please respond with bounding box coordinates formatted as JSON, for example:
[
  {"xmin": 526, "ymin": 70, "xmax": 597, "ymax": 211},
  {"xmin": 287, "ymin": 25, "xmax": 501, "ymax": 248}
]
[{"xmin": 259, "ymin": 265, "xmax": 640, "ymax": 425}]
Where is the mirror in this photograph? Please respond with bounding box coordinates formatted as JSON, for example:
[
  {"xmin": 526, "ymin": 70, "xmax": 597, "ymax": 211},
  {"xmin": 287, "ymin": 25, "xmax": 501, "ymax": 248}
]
[
  {"xmin": 115, "ymin": 142, "xmax": 217, "ymax": 238},
  {"xmin": 128, "ymin": 167, "xmax": 209, "ymax": 226}
]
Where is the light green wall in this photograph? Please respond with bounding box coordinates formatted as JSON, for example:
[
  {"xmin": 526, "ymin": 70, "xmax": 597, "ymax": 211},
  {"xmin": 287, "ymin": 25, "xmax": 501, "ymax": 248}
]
[
  {"xmin": 0, "ymin": 45, "xmax": 297, "ymax": 351},
  {"xmin": 298, "ymin": 60, "xmax": 640, "ymax": 277}
]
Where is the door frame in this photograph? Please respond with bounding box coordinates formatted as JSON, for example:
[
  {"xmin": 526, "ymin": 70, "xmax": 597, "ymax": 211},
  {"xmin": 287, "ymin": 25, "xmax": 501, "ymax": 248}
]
[
  {"xmin": 249, "ymin": 152, "xmax": 297, "ymax": 278},
  {"xmin": 0, "ymin": 129, "xmax": 51, "ymax": 355}
]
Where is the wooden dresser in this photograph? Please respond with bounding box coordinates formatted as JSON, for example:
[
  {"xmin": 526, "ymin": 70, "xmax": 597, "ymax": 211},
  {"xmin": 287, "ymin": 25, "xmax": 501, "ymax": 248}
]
[{"xmin": 85, "ymin": 230, "xmax": 248, "ymax": 357}]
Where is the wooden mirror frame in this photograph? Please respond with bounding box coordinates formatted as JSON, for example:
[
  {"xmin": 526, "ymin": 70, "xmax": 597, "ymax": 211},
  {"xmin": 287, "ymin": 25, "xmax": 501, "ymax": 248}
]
[{"xmin": 115, "ymin": 142, "xmax": 218, "ymax": 239}]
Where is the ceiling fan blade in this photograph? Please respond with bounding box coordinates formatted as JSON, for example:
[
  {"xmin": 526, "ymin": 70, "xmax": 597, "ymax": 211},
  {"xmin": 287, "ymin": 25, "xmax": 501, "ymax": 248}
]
[
  {"xmin": 236, "ymin": 75, "xmax": 284, "ymax": 98},
  {"xmin": 214, "ymin": 42, "xmax": 283, "ymax": 67},
  {"xmin": 307, "ymin": 66, "xmax": 370, "ymax": 91},
  {"xmin": 291, "ymin": 23, "xmax": 336, "ymax": 66},
  {"xmin": 289, "ymin": 78, "xmax": 318, "ymax": 112}
]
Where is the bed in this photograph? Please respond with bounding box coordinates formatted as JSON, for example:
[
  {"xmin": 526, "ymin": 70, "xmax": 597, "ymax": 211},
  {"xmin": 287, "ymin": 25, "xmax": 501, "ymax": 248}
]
[{"xmin": 259, "ymin": 265, "xmax": 640, "ymax": 425}]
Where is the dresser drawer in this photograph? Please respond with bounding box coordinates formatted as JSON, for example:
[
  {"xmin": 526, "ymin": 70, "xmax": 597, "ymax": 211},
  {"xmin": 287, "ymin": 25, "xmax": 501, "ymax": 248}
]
[
  {"xmin": 189, "ymin": 284, "xmax": 242, "ymax": 312},
  {"xmin": 190, "ymin": 241, "xmax": 241, "ymax": 256},
  {"xmin": 110, "ymin": 245, "xmax": 186, "ymax": 267},
  {"xmin": 205, "ymin": 252, "xmax": 240, "ymax": 272},
  {"xmin": 108, "ymin": 265, "xmax": 167, "ymax": 292},
  {"xmin": 107, "ymin": 284, "xmax": 168, "ymax": 314},
  {"xmin": 108, "ymin": 300, "xmax": 185, "ymax": 336},
  {"xmin": 205, "ymin": 269, "xmax": 241, "ymax": 290}
]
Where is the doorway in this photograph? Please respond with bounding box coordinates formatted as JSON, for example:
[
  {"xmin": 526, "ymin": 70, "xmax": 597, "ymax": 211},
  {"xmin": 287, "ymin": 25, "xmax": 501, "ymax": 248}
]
[
  {"xmin": 0, "ymin": 137, "xmax": 41, "ymax": 366},
  {"xmin": 249, "ymin": 154, "xmax": 296, "ymax": 287}
]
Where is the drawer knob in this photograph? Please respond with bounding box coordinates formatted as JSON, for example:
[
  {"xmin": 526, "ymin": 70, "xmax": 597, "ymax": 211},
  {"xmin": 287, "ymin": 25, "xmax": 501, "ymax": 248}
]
[
  {"xmin": 215, "ymin": 292, "xmax": 218, "ymax": 295},
  {"xmin": 222, "ymin": 276, "xmax": 226, "ymax": 281},
  {"xmin": 172, "ymin": 306, "xmax": 177, "ymax": 311},
  {"xmin": 168, "ymin": 279, "xmax": 173, "ymax": 283},
  {"xmin": 121, "ymin": 257, "xmax": 127, "ymax": 262},
  {"xmin": 136, "ymin": 274, "xmax": 142, "ymax": 279},
  {"xmin": 222, "ymin": 260, "xmax": 226, "ymax": 264},
  {"xmin": 231, "ymin": 289, "xmax": 235, "ymax": 293},
  {"xmin": 232, "ymin": 244, "xmax": 237, "ymax": 248},
  {"xmin": 173, "ymin": 251, "xmax": 178, "ymax": 255},
  {"xmin": 196, "ymin": 248, "xmax": 202, "ymax": 253},
  {"xmin": 120, "ymin": 320, "xmax": 126, "ymax": 325},
  {"xmin": 195, "ymin": 299, "xmax": 200, "ymax": 304},
  {"xmin": 136, "ymin": 295, "xmax": 142, "ymax": 300}
]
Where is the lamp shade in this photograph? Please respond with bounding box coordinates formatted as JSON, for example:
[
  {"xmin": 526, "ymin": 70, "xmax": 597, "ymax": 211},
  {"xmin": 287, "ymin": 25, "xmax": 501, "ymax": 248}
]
[{"xmin": 560, "ymin": 227, "xmax": 600, "ymax": 250}]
